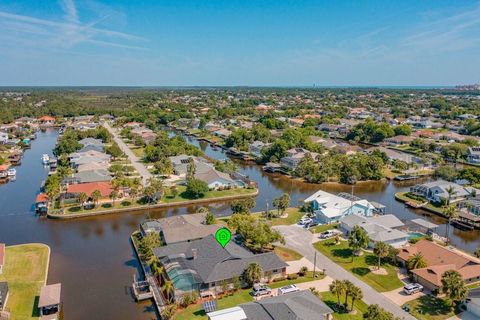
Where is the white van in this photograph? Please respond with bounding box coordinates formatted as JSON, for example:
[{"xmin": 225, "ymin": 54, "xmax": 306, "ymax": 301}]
[{"xmin": 277, "ymin": 284, "xmax": 300, "ymax": 295}]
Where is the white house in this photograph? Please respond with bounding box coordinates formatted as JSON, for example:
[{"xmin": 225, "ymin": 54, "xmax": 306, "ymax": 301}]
[
  {"xmin": 468, "ymin": 147, "xmax": 480, "ymax": 164},
  {"xmin": 195, "ymin": 169, "xmax": 237, "ymax": 190},
  {"xmin": 0, "ymin": 132, "xmax": 7, "ymax": 144},
  {"xmin": 304, "ymin": 190, "xmax": 375, "ymax": 224},
  {"xmin": 410, "ymin": 180, "xmax": 471, "ymax": 204},
  {"xmin": 340, "ymin": 214, "xmax": 408, "ymax": 248},
  {"xmin": 280, "ymin": 148, "xmax": 319, "ymax": 170}
]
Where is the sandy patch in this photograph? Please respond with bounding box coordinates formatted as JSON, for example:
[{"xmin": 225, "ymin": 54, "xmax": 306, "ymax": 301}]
[{"xmin": 369, "ymin": 266, "xmax": 388, "ymax": 275}]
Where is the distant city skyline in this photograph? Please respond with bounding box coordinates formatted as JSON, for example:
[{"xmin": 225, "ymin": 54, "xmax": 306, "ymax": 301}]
[{"xmin": 1, "ymin": 0, "xmax": 480, "ymax": 86}]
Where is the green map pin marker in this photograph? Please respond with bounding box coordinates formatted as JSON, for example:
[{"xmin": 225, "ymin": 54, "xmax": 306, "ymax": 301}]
[{"xmin": 215, "ymin": 227, "xmax": 232, "ymax": 248}]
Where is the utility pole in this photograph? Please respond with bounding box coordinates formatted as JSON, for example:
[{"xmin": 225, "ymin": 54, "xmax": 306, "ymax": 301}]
[{"xmin": 313, "ymin": 251, "xmax": 317, "ymax": 278}]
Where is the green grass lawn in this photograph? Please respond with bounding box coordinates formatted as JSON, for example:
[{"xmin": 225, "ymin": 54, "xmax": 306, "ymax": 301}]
[
  {"xmin": 274, "ymin": 246, "xmax": 303, "ymax": 262},
  {"xmin": 64, "ymin": 187, "xmax": 257, "ymax": 214},
  {"xmin": 310, "ymin": 223, "xmax": 339, "ymax": 234},
  {"xmin": 174, "ymin": 272, "xmax": 323, "ymax": 320},
  {"xmin": 247, "ymin": 207, "xmax": 304, "ymax": 226},
  {"xmin": 313, "ymin": 239, "xmax": 403, "ymax": 292},
  {"xmin": 320, "ymin": 291, "xmax": 369, "ymax": 320},
  {"xmin": 130, "ymin": 146, "xmax": 144, "ymax": 158},
  {"xmin": 403, "ymin": 295, "xmax": 460, "ymax": 320},
  {"xmin": 0, "ymin": 244, "xmax": 50, "ymax": 320}
]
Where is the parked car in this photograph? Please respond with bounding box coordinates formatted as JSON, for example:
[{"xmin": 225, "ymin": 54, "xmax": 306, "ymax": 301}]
[
  {"xmin": 252, "ymin": 283, "xmax": 272, "ymax": 297},
  {"xmin": 298, "ymin": 217, "xmax": 313, "ymax": 225},
  {"xmin": 403, "ymin": 283, "xmax": 423, "ymax": 295},
  {"xmin": 277, "ymin": 284, "xmax": 299, "ymax": 295},
  {"xmin": 304, "ymin": 221, "xmax": 319, "ymax": 229},
  {"xmin": 319, "ymin": 230, "xmax": 337, "ymax": 239}
]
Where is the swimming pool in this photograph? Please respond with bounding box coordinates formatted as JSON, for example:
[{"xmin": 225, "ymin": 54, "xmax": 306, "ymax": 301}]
[{"xmin": 408, "ymin": 232, "xmax": 424, "ymax": 240}]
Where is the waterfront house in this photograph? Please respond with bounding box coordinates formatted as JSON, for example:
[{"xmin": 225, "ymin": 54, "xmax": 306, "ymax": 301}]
[
  {"xmin": 170, "ymin": 155, "xmax": 212, "ymax": 176},
  {"xmin": 35, "ymin": 193, "xmax": 49, "ymax": 214},
  {"xmin": 250, "ymin": 141, "xmax": 270, "ymax": 158},
  {"xmin": 38, "ymin": 116, "xmax": 55, "ymax": 126},
  {"xmin": 0, "ymin": 281, "xmax": 8, "ymax": 311},
  {"xmin": 410, "ymin": 180, "xmax": 471, "ymax": 204},
  {"xmin": 78, "ymin": 138, "xmax": 104, "ymax": 153},
  {"xmin": 0, "ymin": 165, "xmax": 8, "ymax": 180},
  {"xmin": 38, "ymin": 283, "xmax": 61, "ymax": 320},
  {"xmin": 145, "ymin": 213, "xmax": 220, "ymax": 244},
  {"xmin": 64, "ymin": 181, "xmax": 114, "ymax": 202},
  {"xmin": 280, "ymin": 148, "xmax": 319, "ymax": 170},
  {"xmin": 207, "ymin": 290, "xmax": 333, "ymax": 320},
  {"xmin": 69, "ymin": 150, "xmax": 110, "ymax": 168},
  {"xmin": 304, "ymin": 190, "xmax": 375, "ymax": 224},
  {"xmin": 214, "ymin": 128, "xmax": 232, "ymax": 139},
  {"xmin": 385, "ymin": 135, "xmax": 415, "ymax": 146},
  {"xmin": 365, "ymin": 146, "xmax": 420, "ymax": 164},
  {"xmin": 397, "ymin": 240, "xmax": 480, "ymax": 291},
  {"xmin": 340, "ymin": 214, "xmax": 408, "ymax": 248},
  {"xmin": 467, "ymin": 147, "xmax": 480, "ymax": 164},
  {"xmin": 0, "ymin": 244, "xmax": 4, "ymax": 274},
  {"xmin": 153, "ymin": 235, "xmax": 287, "ymax": 299},
  {"xmin": 195, "ymin": 169, "xmax": 237, "ymax": 190},
  {"xmin": 0, "ymin": 132, "xmax": 7, "ymax": 144}
]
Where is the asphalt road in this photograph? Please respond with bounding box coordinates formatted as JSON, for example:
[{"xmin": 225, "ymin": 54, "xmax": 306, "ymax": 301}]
[
  {"xmin": 103, "ymin": 122, "xmax": 152, "ymax": 186},
  {"xmin": 275, "ymin": 225, "xmax": 416, "ymax": 320}
]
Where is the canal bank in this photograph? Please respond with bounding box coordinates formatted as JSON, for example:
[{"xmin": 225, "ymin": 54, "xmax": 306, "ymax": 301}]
[{"xmin": 1, "ymin": 129, "xmax": 480, "ymax": 320}]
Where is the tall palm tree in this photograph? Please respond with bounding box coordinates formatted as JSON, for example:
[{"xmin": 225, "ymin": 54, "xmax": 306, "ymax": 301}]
[
  {"xmin": 162, "ymin": 280, "xmax": 174, "ymax": 303},
  {"xmin": 243, "ymin": 262, "xmax": 263, "ymax": 287},
  {"xmin": 343, "ymin": 280, "xmax": 354, "ymax": 308},
  {"xmin": 373, "ymin": 241, "xmax": 389, "ymax": 270},
  {"xmin": 349, "ymin": 285, "xmax": 363, "ymax": 312},
  {"xmin": 445, "ymin": 186, "xmax": 457, "ymax": 206},
  {"xmin": 443, "ymin": 204, "xmax": 458, "ymax": 244},
  {"xmin": 91, "ymin": 189, "xmax": 101, "ymax": 208},
  {"xmin": 109, "ymin": 189, "xmax": 119, "ymax": 207},
  {"xmin": 78, "ymin": 192, "xmax": 88, "ymax": 209},
  {"xmin": 329, "ymin": 279, "xmax": 345, "ymax": 306},
  {"xmin": 150, "ymin": 257, "xmax": 165, "ymax": 284},
  {"xmin": 407, "ymin": 252, "xmax": 428, "ymax": 270}
]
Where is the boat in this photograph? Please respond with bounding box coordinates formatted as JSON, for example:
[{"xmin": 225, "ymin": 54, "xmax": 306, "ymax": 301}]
[
  {"xmin": 7, "ymin": 168, "xmax": 16, "ymax": 177},
  {"xmin": 42, "ymin": 154, "xmax": 50, "ymax": 165},
  {"xmin": 450, "ymin": 219, "xmax": 474, "ymax": 231}
]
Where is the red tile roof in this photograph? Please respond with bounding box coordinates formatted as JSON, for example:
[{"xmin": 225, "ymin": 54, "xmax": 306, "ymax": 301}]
[
  {"xmin": 38, "ymin": 116, "xmax": 55, "ymax": 122},
  {"xmin": 66, "ymin": 182, "xmax": 113, "ymax": 197},
  {"xmin": 36, "ymin": 193, "xmax": 49, "ymax": 203},
  {"xmin": 0, "ymin": 164, "xmax": 9, "ymax": 171}
]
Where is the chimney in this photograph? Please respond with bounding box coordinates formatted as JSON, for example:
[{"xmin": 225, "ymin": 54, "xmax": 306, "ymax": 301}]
[{"xmin": 191, "ymin": 249, "xmax": 198, "ymax": 260}]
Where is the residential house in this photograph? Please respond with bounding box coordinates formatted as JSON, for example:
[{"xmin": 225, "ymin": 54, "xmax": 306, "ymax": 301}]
[
  {"xmin": 64, "ymin": 181, "xmax": 114, "ymax": 201},
  {"xmin": 384, "ymin": 135, "xmax": 415, "ymax": 146},
  {"xmin": 467, "ymin": 147, "xmax": 480, "ymax": 164},
  {"xmin": 144, "ymin": 213, "xmax": 220, "ymax": 244},
  {"xmin": 466, "ymin": 287, "xmax": 480, "ymax": 317},
  {"xmin": 153, "ymin": 235, "xmax": 287, "ymax": 299},
  {"xmin": 207, "ymin": 290, "xmax": 333, "ymax": 320},
  {"xmin": 78, "ymin": 138, "xmax": 104, "ymax": 153},
  {"xmin": 0, "ymin": 244, "xmax": 4, "ymax": 274},
  {"xmin": 287, "ymin": 118, "xmax": 305, "ymax": 127},
  {"xmin": 250, "ymin": 141, "xmax": 271, "ymax": 158},
  {"xmin": 63, "ymin": 169, "xmax": 112, "ymax": 185},
  {"xmin": 410, "ymin": 180, "xmax": 471, "ymax": 204},
  {"xmin": 397, "ymin": 240, "xmax": 480, "ymax": 291},
  {"xmin": 38, "ymin": 116, "xmax": 55, "ymax": 126},
  {"xmin": 280, "ymin": 148, "xmax": 319, "ymax": 170},
  {"xmin": 69, "ymin": 150, "xmax": 110, "ymax": 168},
  {"xmin": 195, "ymin": 169, "xmax": 237, "ymax": 190},
  {"xmin": 365, "ymin": 146, "xmax": 420, "ymax": 164},
  {"xmin": 0, "ymin": 132, "xmax": 7, "ymax": 144},
  {"xmin": 38, "ymin": 283, "xmax": 61, "ymax": 319},
  {"xmin": 0, "ymin": 281, "xmax": 8, "ymax": 311},
  {"xmin": 35, "ymin": 193, "xmax": 49, "ymax": 214},
  {"xmin": 0, "ymin": 165, "xmax": 8, "ymax": 179},
  {"xmin": 340, "ymin": 214, "xmax": 408, "ymax": 248},
  {"xmin": 214, "ymin": 128, "xmax": 232, "ymax": 139},
  {"xmin": 169, "ymin": 155, "xmax": 213, "ymax": 176},
  {"xmin": 304, "ymin": 190, "xmax": 375, "ymax": 224}
]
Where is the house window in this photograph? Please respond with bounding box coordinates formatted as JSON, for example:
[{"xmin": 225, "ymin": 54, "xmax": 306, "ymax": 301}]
[{"xmin": 272, "ymin": 269, "xmax": 278, "ymax": 273}]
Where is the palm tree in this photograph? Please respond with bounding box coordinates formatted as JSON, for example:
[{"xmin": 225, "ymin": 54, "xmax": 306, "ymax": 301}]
[
  {"xmin": 343, "ymin": 280, "xmax": 354, "ymax": 308},
  {"xmin": 441, "ymin": 270, "xmax": 468, "ymax": 306},
  {"xmin": 373, "ymin": 241, "xmax": 389, "ymax": 270},
  {"xmin": 162, "ymin": 280, "xmax": 174, "ymax": 303},
  {"xmin": 475, "ymin": 247, "xmax": 480, "ymax": 258},
  {"xmin": 348, "ymin": 226, "xmax": 369, "ymax": 262},
  {"xmin": 349, "ymin": 285, "xmax": 363, "ymax": 312},
  {"xmin": 443, "ymin": 204, "xmax": 458, "ymax": 244},
  {"xmin": 150, "ymin": 257, "xmax": 165, "ymax": 284},
  {"xmin": 407, "ymin": 252, "xmax": 428, "ymax": 270},
  {"xmin": 78, "ymin": 192, "xmax": 88, "ymax": 209},
  {"xmin": 243, "ymin": 262, "xmax": 263, "ymax": 287},
  {"xmin": 109, "ymin": 189, "xmax": 119, "ymax": 207},
  {"xmin": 329, "ymin": 279, "xmax": 345, "ymax": 306},
  {"xmin": 445, "ymin": 186, "xmax": 457, "ymax": 205},
  {"xmin": 91, "ymin": 189, "xmax": 101, "ymax": 208}
]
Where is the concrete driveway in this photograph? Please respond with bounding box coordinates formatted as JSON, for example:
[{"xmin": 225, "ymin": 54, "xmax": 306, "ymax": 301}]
[
  {"xmin": 275, "ymin": 225, "xmax": 416, "ymax": 320},
  {"xmin": 383, "ymin": 287, "xmax": 425, "ymax": 306}
]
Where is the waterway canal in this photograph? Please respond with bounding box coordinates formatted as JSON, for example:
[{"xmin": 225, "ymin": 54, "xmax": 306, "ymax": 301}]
[{"xmin": 0, "ymin": 130, "xmax": 479, "ymax": 319}]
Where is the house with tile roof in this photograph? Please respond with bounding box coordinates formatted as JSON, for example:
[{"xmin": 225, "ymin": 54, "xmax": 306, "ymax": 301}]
[{"xmin": 397, "ymin": 240, "xmax": 480, "ymax": 291}]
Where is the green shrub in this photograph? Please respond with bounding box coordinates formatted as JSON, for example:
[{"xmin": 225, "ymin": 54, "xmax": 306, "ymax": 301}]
[{"xmin": 287, "ymin": 273, "xmax": 298, "ymax": 280}]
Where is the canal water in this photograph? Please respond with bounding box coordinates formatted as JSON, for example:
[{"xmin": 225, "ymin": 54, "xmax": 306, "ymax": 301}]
[{"xmin": 0, "ymin": 130, "xmax": 479, "ymax": 319}]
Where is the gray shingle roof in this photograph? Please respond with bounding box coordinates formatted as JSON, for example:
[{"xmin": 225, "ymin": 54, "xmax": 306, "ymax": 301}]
[
  {"xmin": 240, "ymin": 290, "xmax": 333, "ymax": 320},
  {"xmin": 154, "ymin": 234, "xmax": 287, "ymax": 284}
]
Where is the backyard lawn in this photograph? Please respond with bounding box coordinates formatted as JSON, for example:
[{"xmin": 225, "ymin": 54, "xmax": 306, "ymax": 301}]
[
  {"xmin": 313, "ymin": 239, "xmax": 403, "ymax": 292},
  {"xmin": 0, "ymin": 244, "xmax": 50, "ymax": 320},
  {"xmin": 274, "ymin": 246, "xmax": 303, "ymax": 261},
  {"xmin": 320, "ymin": 291, "xmax": 369, "ymax": 320},
  {"xmin": 310, "ymin": 223, "xmax": 339, "ymax": 234},
  {"xmin": 403, "ymin": 295, "xmax": 460, "ymax": 320}
]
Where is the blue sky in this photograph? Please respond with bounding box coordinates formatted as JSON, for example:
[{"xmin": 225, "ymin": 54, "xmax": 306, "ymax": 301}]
[{"xmin": 1, "ymin": 0, "xmax": 480, "ymax": 86}]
